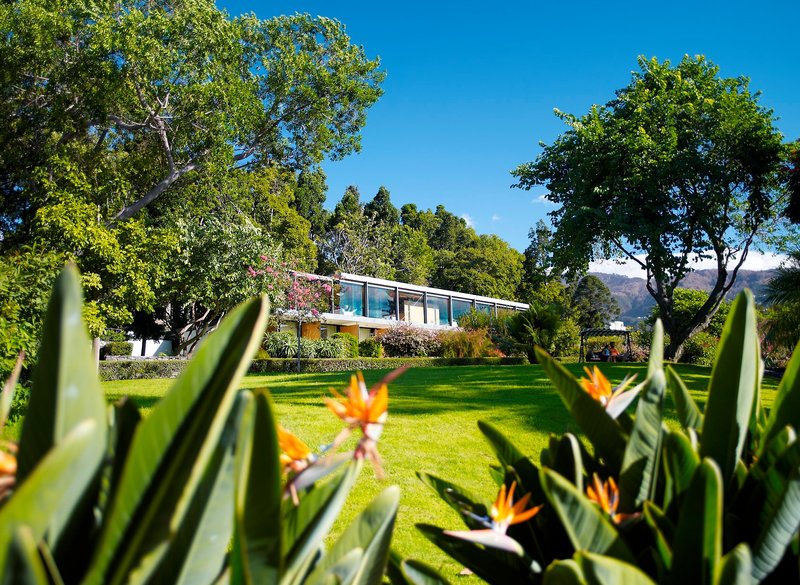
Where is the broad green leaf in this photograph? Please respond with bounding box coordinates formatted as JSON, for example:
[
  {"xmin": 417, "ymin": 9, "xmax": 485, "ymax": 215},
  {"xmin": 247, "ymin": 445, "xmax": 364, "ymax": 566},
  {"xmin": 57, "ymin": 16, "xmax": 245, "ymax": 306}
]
[
  {"xmin": 416, "ymin": 524, "xmax": 533, "ymax": 585},
  {"xmin": 2, "ymin": 527, "xmax": 49, "ymax": 585},
  {"xmin": 647, "ymin": 320, "xmax": 664, "ymax": 378},
  {"xmin": 307, "ymin": 548, "xmax": 363, "ymax": 585},
  {"xmin": 416, "ymin": 472, "xmax": 489, "ymax": 529},
  {"xmin": 534, "ymin": 349, "xmax": 627, "ymax": 472},
  {"xmin": 751, "ymin": 441, "xmax": 800, "ymax": 580},
  {"xmin": 643, "ymin": 502, "xmax": 674, "ymax": 570},
  {"xmin": 539, "ymin": 469, "xmax": 634, "ymax": 563},
  {"xmin": 152, "ymin": 402, "xmax": 239, "ymax": 585},
  {"xmin": 309, "ymin": 486, "xmax": 400, "ymax": 585},
  {"xmin": 699, "ymin": 290, "xmax": 759, "ymax": 487},
  {"xmin": 83, "ymin": 296, "xmax": 269, "ymax": 585},
  {"xmin": 668, "ymin": 459, "xmax": 722, "ymax": 585},
  {"xmin": 282, "ymin": 462, "xmax": 361, "ymax": 585},
  {"xmin": 715, "ymin": 543, "xmax": 751, "ymax": 585},
  {"xmin": 551, "ymin": 434, "xmax": 584, "ymax": 493},
  {"xmin": 0, "ymin": 420, "xmax": 99, "ymax": 570},
  {"xmin": 663, "ymin": 431, "xmax": 699, "ymax": 510},
  {"xmin": 232, "ymin": 390, "xmax": 282, "ymax": 584},
  {"xmin": 543, "ymin": 559, "xmax": 586, "ymax": 585},
  {"xmin": 97, "ymin": 398, "xmax": 141, "ymax": 519},
  {"xmin": 478, "ymin": 421, "xmax": 544, "ymax": 502},
  {"xmin": 762, "ymin": 339, "xmax": 800, "ymax": 450},
  {"xmin": 620, "ymin": 365, "xmax": 666, "ymax": 512},
  {"xmin": 16, "ymin": 266, "xmax": 107, "ymax": 551},
  {"xmin": 399, "ymin": 559, "xmax": 452, "ymax": 585},
  {"xmin": 576, "ymin": 551, "xmax": 656, "ymax": 585},
  {"xmin": 665, "ymin": 366, "xmax": 703, "ymax": 431}
]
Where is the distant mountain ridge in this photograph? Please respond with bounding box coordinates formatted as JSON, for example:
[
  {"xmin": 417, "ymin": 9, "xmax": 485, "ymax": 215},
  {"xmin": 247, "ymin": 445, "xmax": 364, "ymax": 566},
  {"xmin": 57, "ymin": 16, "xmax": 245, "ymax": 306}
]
[{"xmin": 590, "ymin": 269, "xmax": 776, "ymax": 324}]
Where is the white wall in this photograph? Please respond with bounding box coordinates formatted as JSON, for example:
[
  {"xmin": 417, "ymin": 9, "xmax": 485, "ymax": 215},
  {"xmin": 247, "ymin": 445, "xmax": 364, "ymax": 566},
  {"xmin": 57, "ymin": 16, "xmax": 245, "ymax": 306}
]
[{"xmin": 130, "ymin": 339, "xmax": 173, "ymax": 357}]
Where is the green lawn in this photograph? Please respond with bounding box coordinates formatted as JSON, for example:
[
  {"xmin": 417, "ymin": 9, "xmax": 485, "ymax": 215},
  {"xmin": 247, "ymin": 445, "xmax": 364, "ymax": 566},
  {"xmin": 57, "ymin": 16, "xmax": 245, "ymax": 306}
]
[{"xmin": 102, "ymin": 363, "xmax": 780, "ymax": 581}]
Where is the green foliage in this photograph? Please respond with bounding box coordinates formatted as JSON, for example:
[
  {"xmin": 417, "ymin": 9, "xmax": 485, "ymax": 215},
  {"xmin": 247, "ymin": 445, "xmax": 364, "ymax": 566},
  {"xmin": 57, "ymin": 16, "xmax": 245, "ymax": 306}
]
[
  {"xmin": 680, "ymin": 331, "xmax": 717, "ymax": 366},
  {"xmin": 99, "ymin": 360, "xmax": 188, "ymax": 381},
  {"xmin": 262, "ymin": 332, "xmax": 346, "ymax": 359},
  {"xmin": 248, "ymin": 357, "xmax": 529, "ymax": 374},
  {"xmin": 0, "ymin": 247, "xmax": 64, "ymax": 380},
  {"xmin": 332, "ymin": 332, "xmax": 360, "ymax": 358},
  {"xmin": 571, "ymin": 275, "xmax": 620, "ymax": 329},
  {"xmin": 513, "ymin": 55, "xmax": 789, "ymax": 359},
  {"xmin": 359, "ymin": 338, "xmax": 384, "ymax": 359},
  {"xmin": 648, "ymin": 289, "xmax": 731, "ymax": 339},
  {"xmin": 404, "ymin": 289, "xmax": 800, "ymax": 583},
  {"xmin": 509, "ymin": 303, "xmax": 563, "ymax": 362},
  {"xmin": 1, "ymin": 267, "xmax": 400, "ymax": 584},
  {"xmin": 100, "ymin": 342, "xmax": 133, "ymax": 359}
]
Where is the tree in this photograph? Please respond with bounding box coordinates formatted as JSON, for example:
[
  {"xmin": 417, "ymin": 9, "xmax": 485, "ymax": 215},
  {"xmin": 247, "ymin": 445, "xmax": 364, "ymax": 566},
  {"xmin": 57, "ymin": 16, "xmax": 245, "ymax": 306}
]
[
  {"xmin": 648, "ymin": 288, "xmax": 731, "ymax": 339},
  {"xmin": 329, "ymin": 185, "xmax": 363, "ymax": 228},
  {"xmin": 0, "ymin": 2, "xmax": 384, "ymax": 233},
  {"xmin": 519, "ymin": 219, "xmax": 556, "ymax": 300},
  {"xmin": 390, "ymin": 225, "xmax": 434, "ymax": 285},
  {"xmin": 364, "ymin": 186, "xmax": 400, "ymax": 226},
  {"xmin": 293, "ymin": 167, "xmax": 330, "ymax": 236},
  {"xmin": 432, "ymin": 235, "xmax": 523, "ymax": 299},
  {"xmin": 513, "ymin": 55, "xmax": 790, "ymax": 359},
  {"xmin": 571, "ymin": 275, "xmax": 620, "ymax": 329}
]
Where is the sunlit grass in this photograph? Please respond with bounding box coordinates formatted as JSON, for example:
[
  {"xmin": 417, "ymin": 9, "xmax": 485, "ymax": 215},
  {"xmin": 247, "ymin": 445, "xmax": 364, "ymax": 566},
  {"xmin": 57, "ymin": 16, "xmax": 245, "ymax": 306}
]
[{"xmin": 102, "ymin": 363, "xmax": 780, "ymax": 581}]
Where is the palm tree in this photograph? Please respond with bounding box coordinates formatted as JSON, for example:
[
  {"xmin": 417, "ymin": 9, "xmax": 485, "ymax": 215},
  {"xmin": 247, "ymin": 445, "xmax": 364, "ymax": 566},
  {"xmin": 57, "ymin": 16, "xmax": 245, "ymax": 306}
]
[{"xmin": 765, "ymin": 250, "xmax": 800, "ymax": 305}]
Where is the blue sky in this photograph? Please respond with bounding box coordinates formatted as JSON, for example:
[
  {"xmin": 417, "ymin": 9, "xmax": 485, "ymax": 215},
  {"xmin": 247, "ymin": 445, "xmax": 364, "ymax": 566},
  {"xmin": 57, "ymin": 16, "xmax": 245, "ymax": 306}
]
[{"xmin": 221, "ymin": 0, "xmax": 800, "ymax": 253}]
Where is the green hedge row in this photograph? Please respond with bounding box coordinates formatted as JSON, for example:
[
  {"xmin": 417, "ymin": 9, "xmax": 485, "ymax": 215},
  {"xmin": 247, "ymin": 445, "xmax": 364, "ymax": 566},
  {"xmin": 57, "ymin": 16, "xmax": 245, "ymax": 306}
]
[{"xmin": 100, "ymin": 355, "xmax": 529, "ymax": 380}]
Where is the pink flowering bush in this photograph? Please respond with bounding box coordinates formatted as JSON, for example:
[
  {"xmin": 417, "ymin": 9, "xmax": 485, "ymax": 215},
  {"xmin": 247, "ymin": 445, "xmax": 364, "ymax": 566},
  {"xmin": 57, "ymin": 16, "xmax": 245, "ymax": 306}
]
[{"xmin": 376, "ymin": 323, "xmax": 441, "ymax": 357}]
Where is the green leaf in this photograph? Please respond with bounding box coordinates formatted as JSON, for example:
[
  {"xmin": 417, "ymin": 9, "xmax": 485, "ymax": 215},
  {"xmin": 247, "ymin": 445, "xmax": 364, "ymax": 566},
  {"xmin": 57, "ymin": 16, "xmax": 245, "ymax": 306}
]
[
  {"xmin": 714, "ymin": 543, "xmax": 751, "ymax": 585},
  {"xmin": 232, "ymin": 390, "xmax": 283, "ymax": 584},
  {"xmin": 534, "ymin": 348, "xmax": 627, "ymax": 472},
  {"xmin": 416, "ymin": 472, "xmax": 489, "ymax": 530},
  {"xmin": 416, "ymin": 524, "xmax": 533, "ymax": 585},
  {"xmin": 750, "ymin": 440, "xmax": 800, "ymax": 580},
  {"xmin": 551, "ymin": 434, "xmax": 585, "ymax": 493},
  {"xmin": 478, "ymin": 421, "xmax": 544, "ymax": 502},
  {"xmin": 663, "ymin": 431, "xmax": 699, "ymax": 510},
  {"xmin": 539, "ymin": 468, "xmax": 634, "ymax": 563},
  {"xmin": 16, "ymin": 266, "xmax": 108, "ymax": 550},
  {"xmin": 665, "ymin": 366, "xmax": 703, "ymax": 431},
  {"xmin": 282, "ymin": 462, "xmax": 361, "ymax": 585},
  {"xmin": 576, "ymin": 551, "xmax": 656, "ymax": 585},
  {"xmin": 151, "ymin": 400, "xmax": 239, "ymax": 585},
  {"xmin": 620, "ymin": 364, "xmax": 666, "ymax": 512},
  {"xmin": 399, "ymin": 559, "xmax": 452, "ymax": 585},
  {"xmin": 668, "ymin": 459, "xmax": 722, "ymax": 585},
  {"xmin": 2, "ymin": 527, "xmax": 49, "ymax": 585},
  {"xmin": 542, "ymin": 559, "xmax": 586, "ymax": 585},
  {"xmin": 643, "ymin": 502, "xmax": 674, "ymax": 571},
  {"xmin": 762, "ymin": 339, "xmax": 800, "ymax": 450},
  {"xmin": 0, "ymin": 420, "xmax": 100, "ymax": 570},
  {"xmin": 699, "ymin": 290, "xmax": 759, "ymax": 487},
  {"xmin": 307, "ymin": 548, "xmax": 363, "ymax": 585},
  {"xmin": 647, "ymin": 320, "xmax": 664, "ymax": 378},
  {"xmin": 84, "ymin": 296, "xmax": 269, "ymax": 585},
  {"xmin": 309, "ymin": 486, "xmax": 399, "ymax": 585}
]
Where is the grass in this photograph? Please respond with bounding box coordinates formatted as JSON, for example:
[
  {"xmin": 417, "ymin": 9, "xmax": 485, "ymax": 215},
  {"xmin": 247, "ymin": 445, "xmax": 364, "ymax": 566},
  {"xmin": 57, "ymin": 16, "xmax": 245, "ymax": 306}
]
[{"xmin": 102, "ymin": 363, "xmax": 780, "ymax": 581}]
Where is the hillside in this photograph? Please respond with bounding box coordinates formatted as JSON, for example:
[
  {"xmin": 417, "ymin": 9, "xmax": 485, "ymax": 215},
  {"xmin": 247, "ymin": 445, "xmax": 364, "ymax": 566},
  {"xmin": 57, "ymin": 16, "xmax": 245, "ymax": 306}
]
[{"xmin": 591, "ymin": 269, "xmax": 775, "ymax": 324}]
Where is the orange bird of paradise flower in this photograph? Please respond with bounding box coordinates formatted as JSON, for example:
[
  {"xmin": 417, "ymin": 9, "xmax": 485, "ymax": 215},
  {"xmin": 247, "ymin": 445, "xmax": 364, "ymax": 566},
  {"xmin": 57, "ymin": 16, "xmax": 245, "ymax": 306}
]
[
  {"xmin": 445, "ymin": 480, "xmax": 543, "ymax": 554},
  {"xmin": 278, "ymin": 426, "xmax": 315, "ymax": 474},
  {"xmin": 586, "ymin": 473, "xmax": 636, "ymax": 525},
  {"xmin": 323, "ymin": 368, "xmax": 405, "ymax": 479},
  {"xmin": 580, "ymin": 366, "xmax": 640, "ymax": 419}
]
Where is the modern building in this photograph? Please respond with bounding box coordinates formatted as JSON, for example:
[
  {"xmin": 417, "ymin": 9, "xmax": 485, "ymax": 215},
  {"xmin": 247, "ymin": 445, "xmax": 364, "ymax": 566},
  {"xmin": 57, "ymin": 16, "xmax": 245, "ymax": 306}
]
[{"xmin": 278, "ymin": 272, "xmax": 529, "ymax": 341}]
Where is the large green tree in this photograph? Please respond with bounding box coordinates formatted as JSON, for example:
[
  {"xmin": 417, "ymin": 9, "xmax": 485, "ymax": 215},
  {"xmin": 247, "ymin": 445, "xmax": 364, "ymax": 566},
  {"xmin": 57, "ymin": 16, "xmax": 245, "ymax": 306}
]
[
  {"xmin": 571, "ymin": 275, "xmax": 620, "ymax": 329},
  {"xmin": 513, "ymin": 55, "xmax": 791, "ymax": 359}
]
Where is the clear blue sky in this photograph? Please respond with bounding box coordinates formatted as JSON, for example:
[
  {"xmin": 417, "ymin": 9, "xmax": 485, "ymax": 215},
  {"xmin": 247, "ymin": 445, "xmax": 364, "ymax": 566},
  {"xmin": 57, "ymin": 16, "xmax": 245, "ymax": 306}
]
[{"xmin": 220, "ymin": 0, "xmax": 800, "ymax": 252}]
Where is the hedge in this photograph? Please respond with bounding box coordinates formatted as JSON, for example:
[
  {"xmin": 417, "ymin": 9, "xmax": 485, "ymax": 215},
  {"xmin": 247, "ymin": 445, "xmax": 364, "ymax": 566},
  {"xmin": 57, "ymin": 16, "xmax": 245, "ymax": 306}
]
[{"xmin": 99, "ymin": 355, "xmax": 530, "ymax": 380}]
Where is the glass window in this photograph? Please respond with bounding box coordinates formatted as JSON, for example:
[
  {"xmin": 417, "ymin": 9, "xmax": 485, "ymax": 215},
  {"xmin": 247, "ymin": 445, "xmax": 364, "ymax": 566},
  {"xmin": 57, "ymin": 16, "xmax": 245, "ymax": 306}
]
[
  {"xmin": 476, "ymin": 302, "xmax": 493, "ymax": 315},
  {"xmin": 452, "ymin": 298, "xmax": 473, "ymax": 326},
  {"xmin": 336, "ymin": 281, "xmax": 363, "ymax": 316},
  {"xmin": 426, "ymin": 295, "xmax": 450, "ymax": 326},
  {"xmin": 399, "ymin": 290, "xmax": 425, "ymax": 324},
  {"xmin": 367, "ymin": 285, "xmax": 395, "ymax": 320}
]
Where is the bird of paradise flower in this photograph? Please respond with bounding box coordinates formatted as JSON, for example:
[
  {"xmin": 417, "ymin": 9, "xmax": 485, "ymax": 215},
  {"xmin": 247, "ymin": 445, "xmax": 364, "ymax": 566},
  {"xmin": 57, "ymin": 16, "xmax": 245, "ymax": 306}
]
[{"xmin": 580, "ymin": 365, "xmax": 641, "ymax": 419}]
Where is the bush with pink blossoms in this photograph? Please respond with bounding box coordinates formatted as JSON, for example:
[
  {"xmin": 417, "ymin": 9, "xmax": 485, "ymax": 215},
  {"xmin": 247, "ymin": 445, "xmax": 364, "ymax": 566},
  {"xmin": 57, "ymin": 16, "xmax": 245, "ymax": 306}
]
[{"xmin": 375, "ymin": 323, "xmax": 442, "ymax": 357}]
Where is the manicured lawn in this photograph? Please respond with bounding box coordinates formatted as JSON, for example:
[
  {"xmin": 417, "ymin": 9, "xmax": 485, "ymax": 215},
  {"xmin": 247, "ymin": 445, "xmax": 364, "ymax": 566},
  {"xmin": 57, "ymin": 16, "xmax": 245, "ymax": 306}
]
[{"xmin": 103, "ymin": 363, "xmax": 780, "ymax": 581}]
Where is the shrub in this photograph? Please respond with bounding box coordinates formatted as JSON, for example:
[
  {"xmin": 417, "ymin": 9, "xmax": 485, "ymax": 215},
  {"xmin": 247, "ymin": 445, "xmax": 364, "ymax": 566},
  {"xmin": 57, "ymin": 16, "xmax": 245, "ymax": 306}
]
[
  {"xmin": 100, "ymin": 341, "xmax": 133, "ymax": 359},
  {"xmin": 0, "ymin": 266, "xmax": 400, "ymax": 584},
  {"xmin": 376, "ymin": 323, "xmax": 441, "ymax": 357},
  {"xmin": 99, "ymin": 359, "xmax": 187, "ymax": 381},
  {"xmin": 248, "ymin": 356, "xmax": 529, "ymax": 373},
  {"xmin": 331, "ymin": 332, "xmax": 359, "ymax": 357},
  {"xmin": 438, "ymin": 328, "xmax": 493, "ymax": 358},
  {"xmin": 316, "ymin": 337, "xmax": 346, "ymax": 358},
  {"xmin": 402, "ymin": 290, "xmax": 800, "ymax": 584},
  {"xmin": 680, "ymin": 330, "xmax": 718, "ymax": 366},
  {"xmin": 359, "ymin": 338, "xmax": 384, "ymax": 358},
  {"xmin": 552, "ymin": 316, "xmax": 580, "ymax": 358},
  {"xmin": 262, "ymin": 331, "xmax": 296, "ymax": 357}
]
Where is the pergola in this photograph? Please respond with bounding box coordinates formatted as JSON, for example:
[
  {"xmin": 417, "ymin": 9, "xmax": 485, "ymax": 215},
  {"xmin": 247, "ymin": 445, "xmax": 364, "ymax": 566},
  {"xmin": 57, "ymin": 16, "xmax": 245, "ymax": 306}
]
[{"xmin": 579, "ymin": 328, "xmax": 633, "ymax": 362}]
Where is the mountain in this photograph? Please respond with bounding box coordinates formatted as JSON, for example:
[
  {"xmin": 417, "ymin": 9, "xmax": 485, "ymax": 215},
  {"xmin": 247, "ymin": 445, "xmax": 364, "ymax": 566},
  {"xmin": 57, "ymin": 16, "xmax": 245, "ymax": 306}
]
[{"xmin": 591, "ymin": 269, "xmax": 776, "ymax": 324}]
